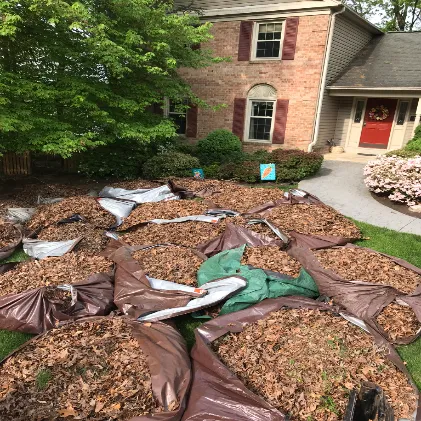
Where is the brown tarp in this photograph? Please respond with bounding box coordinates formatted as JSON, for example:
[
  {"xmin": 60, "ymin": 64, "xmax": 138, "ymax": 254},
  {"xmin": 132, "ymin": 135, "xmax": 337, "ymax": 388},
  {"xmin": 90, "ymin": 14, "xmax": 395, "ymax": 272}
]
[
  {"xmin": 0, "ymin": 224, "xmax": 22, "ymax": 261},
  {"xmin": 181, "ymin": 296, "xmax": 420, "ymax": 421},
  {"xmin": 287, "ymin": 234, "xmax": 421, "ymax": 345},
  {"xmin": 0, "ymin": 317, "xmax": 191, "ymax": 421},
  {"xmin": 196, "ymin": 223, "xmax": 283, "ymax": 257},
  {"xmin": 0, "ymin": 271, "xmax": 115, "ymax": 334},
  {"xmin": 102, "ymin": 240, "xmax": 207, "ymax": 319}
]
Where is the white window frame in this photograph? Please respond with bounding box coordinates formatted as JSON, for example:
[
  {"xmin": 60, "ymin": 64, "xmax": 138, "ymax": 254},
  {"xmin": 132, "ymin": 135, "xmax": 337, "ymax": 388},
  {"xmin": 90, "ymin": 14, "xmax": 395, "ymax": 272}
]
[
  {"xmin": 164, "ymin": 98, "xmax": 187, "ymax": 136},
  {"xmin": 251, "ymin": 21, "xmax": 286, "ymax": 61},
  {"xmin": 395, "ymin": 99, "xmax": 411, "ymax": 126},
  {"xmin": 244, "ymin": 99, "xmax": 277, "ymax": 143}
]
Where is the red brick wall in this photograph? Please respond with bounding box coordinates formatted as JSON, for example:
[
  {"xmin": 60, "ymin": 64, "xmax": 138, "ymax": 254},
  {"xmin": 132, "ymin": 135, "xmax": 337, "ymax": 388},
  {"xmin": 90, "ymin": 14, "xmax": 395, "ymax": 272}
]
[{"xmin": 179, "ymin": 14, "xmax": 330, "ymax": 150}]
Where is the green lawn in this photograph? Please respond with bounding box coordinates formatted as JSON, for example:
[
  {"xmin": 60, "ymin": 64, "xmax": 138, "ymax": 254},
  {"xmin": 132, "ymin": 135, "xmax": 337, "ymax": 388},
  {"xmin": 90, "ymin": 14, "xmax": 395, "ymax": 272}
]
[{"xmin": 1, "ymin": 219, "xmax": 421, "ymax": 391}]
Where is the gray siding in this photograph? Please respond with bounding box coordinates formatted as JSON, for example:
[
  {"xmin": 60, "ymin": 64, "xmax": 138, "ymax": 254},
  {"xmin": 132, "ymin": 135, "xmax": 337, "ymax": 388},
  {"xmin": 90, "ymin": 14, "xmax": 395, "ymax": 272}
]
[
  {"xmin": 403, "ymin": 99, "xmax": 419, "ymax": 145},
  {"xmin": 334, "ymin": 97, "xmax": 353, "ymax": 146},
  {"xmin": 316, "ymin": 15, "xmax": 373, "ymax": 146}
]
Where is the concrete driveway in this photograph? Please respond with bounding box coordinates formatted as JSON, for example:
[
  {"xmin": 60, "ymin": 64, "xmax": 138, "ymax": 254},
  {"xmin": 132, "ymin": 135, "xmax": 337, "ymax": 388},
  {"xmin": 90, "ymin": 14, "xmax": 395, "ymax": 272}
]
[{"xmin": 299, "ymin": 160, "xmax": 421, "ymax": 236}]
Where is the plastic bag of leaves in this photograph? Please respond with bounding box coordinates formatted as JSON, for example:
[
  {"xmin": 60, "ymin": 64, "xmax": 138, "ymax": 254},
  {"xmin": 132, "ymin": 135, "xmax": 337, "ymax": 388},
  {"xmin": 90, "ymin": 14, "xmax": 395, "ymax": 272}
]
[
  {"xmin": 0, "ymin": 317, "xmax": 191, "ymax": 421},
  {"xmin": 182, "ymin": 297, "xmax": 418, "ymax": 421},
  {"xmin": 0, "ymin": 222, "xmax": 22, "ymax": 261},
  {"xmin": 0, "ymin": 253, "xmax": 114, "ymax": 333},
  {"xmin": 287, "ymin": 238, "xmax": 421, "ymax": 344}
]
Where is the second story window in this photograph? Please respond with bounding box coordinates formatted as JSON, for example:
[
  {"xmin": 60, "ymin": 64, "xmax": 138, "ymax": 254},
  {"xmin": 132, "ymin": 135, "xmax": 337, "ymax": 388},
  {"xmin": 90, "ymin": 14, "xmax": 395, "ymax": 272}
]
[
  {"xmin": 165, "ymin": 99, "xmax": 187, "ymax": 135},
  {"xmin": 254, "ymin": 22, "xmax": 284, "ymax": 59}
]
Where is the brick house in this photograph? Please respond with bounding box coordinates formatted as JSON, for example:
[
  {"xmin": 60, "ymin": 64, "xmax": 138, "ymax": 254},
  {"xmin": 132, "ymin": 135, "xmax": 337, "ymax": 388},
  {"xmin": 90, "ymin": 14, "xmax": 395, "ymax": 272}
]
[{"xmin": 173, "ymin": 0, "xmax": 421, "ymax": 153}]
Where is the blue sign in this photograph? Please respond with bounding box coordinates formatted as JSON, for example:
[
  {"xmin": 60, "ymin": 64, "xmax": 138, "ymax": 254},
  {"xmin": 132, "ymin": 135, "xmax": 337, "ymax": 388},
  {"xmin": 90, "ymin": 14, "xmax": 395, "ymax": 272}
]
[
  {"xmin": 192, "ymin": 168, "xmax": 205, "ymax": 179},
  {"xmin": 260, "ymin": 164, "xmax": 276, "ymax": 181}
]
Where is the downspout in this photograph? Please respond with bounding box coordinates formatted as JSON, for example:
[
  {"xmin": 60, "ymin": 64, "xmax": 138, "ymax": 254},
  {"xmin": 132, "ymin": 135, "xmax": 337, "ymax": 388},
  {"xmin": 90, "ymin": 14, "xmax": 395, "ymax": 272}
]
[{"xmin": 308, "ymin": 6, "xmax": 346, "ymax": 152}]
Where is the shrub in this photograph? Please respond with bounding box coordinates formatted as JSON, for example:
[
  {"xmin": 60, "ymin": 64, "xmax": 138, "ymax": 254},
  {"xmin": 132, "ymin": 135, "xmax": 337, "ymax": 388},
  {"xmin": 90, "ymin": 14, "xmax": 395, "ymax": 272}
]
[
  {"xmin": 142, "ymin": 152, "xmax": 200, "ymax": 180},
  {"xmin": 364, "ymin": 155, "xmax": 421, "ymax": 206},
  {"xmin": 197, "ymin": 129, "xmax": 242, "ymax": 165},
  {"xmin": 386, "ymin": 149, "xmax": 421, "ymax": 158},
  {"xmin": 219, "ymin": 160, "xmax": 260, "ymax": 183},
  {"xmin": 78, "ymin": 142, "xmax": 146, "ymax": 179},
  {"xmin": 405, "ymin": 137, "xmax": 421, "ymax": 152},
  {"xmin": 202, "ymin": 164, "xmax": 221, "ymax": 179},
  {"xmin": 270, "ymin": 149, "xmax": 324, "ymax": 181}
]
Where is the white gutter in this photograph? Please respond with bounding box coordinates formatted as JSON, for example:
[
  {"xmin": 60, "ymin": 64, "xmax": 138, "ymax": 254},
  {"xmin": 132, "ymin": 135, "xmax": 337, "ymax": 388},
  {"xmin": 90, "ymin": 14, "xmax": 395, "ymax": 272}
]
[{"xmin": 308, "ymin": 5, "xmax": 346, "ymax": 152}]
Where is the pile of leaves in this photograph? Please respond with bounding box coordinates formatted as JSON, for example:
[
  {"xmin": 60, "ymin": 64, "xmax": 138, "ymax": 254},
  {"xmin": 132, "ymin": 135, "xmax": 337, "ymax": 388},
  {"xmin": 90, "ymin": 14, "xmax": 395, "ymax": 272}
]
[
  {"xmin": 121, "ymin": 221, "xmax": 225, "ymax": 248},
  {"xmin": 132, "ymin": 246, "xmax": 203, "ymax": 286},
  {"xmin": 0, "ymin": 223, "xmax": 20, "ymax": 248},
  {"xmin": 18, "ymin": 184, "xmax": 89, "ymax": 206},
  {"xmin": 316, "ymin": 248, "xmax": 420, "ymax": 294},
  {"xmin": 27, "ymin": 197, "xmax": 115, "ymax": 230},
  {"xmin": 241, "ymin": 246, "xmax": 301, "ymax": 277},
  {"xmin": 170, "ymin": 178, "xmax": 236, "ymax": 195},
  {"xmin": 119, "ymin": 200, "xmax": 209, "ymax": 231},
  {"xmin": 38, "ymin": 223, "xmax": 108, "ymax": 254},
  {"xmin": 213, "ymin": 309, "xmax": 417, "ymax": 420},
  {"xmin": 209, "ymin": 186, "xmax": 285, "ymax": 213},
  {"xmin": 261, "ymin": 204, "xmax": 362, "ymax": 238},
  {"xmin": 43, "ymin": 287, "xmax": 73, "ymax": 311},
  {"xmin": 0, "ymin": 253, "xmax": 112, "ymax": 296},
  {"xmin": 0, "ymin": 318, "xmax": 163, "ymax": 420},
  {"xmin": 108, "ymin": 180, "xmax": 161, "ymax": 190},
  {"xmin": 376, "ymin": 303, "xmax": 421, "ymax": 341}
]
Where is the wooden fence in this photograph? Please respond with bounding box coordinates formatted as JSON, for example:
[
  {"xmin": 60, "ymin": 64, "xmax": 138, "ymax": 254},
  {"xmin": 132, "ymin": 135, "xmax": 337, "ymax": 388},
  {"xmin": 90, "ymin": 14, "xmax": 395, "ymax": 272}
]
[{"xmin": 1, "ymin": 152, "xmax": 32, "ymax": 175}]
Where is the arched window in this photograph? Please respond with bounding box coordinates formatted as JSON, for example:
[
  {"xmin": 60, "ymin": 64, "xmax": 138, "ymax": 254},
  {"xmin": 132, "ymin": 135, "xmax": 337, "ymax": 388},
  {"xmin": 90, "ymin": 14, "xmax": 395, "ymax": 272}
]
[{"xmin": 246, "ymin": 84, "xmax": 277, "ymax": 142}]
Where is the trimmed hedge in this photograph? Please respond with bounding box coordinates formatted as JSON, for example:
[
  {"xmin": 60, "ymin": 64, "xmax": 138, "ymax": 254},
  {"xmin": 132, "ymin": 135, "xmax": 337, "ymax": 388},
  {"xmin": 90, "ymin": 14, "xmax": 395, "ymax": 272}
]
[
  {"xmin": 143, "ymin": 152, "xmax": 200, "ymax": 179},
  {"xmin": 197, "ymin": 129, "xmax": 242, "ymax": 165}
]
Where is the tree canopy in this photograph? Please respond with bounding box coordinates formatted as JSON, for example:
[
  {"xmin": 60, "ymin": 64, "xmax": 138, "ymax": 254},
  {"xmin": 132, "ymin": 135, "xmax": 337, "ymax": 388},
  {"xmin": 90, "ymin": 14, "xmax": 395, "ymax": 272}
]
[
  {"xmin": 0, "ymin": 0, "xmax": 221, "ymax": 157},
  {"xmin": 343, "ymin": 0, "xmax": 421, "ymax": 31}
]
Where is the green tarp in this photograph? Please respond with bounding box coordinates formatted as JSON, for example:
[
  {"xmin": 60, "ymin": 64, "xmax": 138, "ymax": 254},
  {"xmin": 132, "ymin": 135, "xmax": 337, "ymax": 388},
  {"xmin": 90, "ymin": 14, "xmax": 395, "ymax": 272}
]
[{"xmin": 197, "ymin": 245, "xmax": 319, "ymax": 315}]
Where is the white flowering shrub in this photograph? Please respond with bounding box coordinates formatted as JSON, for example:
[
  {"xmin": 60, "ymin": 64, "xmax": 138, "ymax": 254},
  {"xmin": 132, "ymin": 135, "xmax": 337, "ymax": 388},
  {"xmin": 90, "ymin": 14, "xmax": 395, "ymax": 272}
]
[{"xmin": 364, "ymin": 155, "xmax": 421, "ymax": 206}]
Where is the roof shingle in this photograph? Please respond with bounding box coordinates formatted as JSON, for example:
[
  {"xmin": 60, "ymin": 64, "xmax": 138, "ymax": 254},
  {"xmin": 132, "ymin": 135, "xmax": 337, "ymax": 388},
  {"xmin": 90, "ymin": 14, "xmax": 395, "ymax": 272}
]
[{"xmin": 330, "ymin": 32, "xmax": 421, "ymax": 89}]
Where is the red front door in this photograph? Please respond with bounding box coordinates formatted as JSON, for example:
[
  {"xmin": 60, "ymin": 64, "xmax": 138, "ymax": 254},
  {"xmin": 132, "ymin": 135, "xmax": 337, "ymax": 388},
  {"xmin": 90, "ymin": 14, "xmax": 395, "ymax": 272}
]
[{"xmin": 359, "ymin": 98, "xmax": 397, "ymax": 148}]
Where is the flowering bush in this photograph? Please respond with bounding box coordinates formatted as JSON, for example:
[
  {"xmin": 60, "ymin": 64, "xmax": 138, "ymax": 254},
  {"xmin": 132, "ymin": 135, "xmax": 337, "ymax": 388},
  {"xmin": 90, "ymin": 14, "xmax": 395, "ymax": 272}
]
[{"xmin": 364, "ymin": 155, "xmax": 421, "ymax": 206}]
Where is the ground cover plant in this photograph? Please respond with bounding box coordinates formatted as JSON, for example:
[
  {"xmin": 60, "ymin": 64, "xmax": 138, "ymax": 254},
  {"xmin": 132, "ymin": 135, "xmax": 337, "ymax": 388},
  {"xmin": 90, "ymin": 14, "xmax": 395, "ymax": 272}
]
[
  {"xmin": 213, "ymin": 308, "xmax": 417, "ymax": 420},
  {"xmin": 0, "ymin": 318, "xmax": 161, "ymax": 420}
]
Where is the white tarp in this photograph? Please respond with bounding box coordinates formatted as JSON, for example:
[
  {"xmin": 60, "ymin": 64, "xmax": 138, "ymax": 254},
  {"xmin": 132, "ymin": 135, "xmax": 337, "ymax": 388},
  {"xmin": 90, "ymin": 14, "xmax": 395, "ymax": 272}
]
[
  {"xmin": 23, "ymin": 237, "xmax": 82, "ymax": 259},
  {"xmin": 137, "ymin": 275, "xmax": 247, "ymax": 322},
  {"xmin": 7, "ymin": 208, "xmax": 36, "ymax": 223},
  {"xmin": 97, "ymin": 198, "xmax": 136, "ymax": 226},
  {"xmin": 98, "ymin": 185, "xmax": 178, "ymax": 203},
  {"xmin": 148, "ymin": 215, "xmax": 224, "ymax": 224}
]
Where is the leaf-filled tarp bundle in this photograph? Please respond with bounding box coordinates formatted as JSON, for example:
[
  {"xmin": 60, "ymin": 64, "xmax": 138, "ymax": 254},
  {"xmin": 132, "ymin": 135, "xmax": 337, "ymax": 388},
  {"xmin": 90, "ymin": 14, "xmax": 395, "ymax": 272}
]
[
  {"xmin": 182, "ymin": 297, "xmax": 419, "ymax": 421},
  {"xmin": 0, "ymin": 271, "xmax": 114, "ymax": 333},
  {"xmin": 0, "ymin": 317, "xmax": 191, "ymax": 421},
  {"xmin": 0, "ymin": 223, "xmax": 22, "ymax": 262},
  {"xmin": 197, "ymin": 245, "xmax": 319, "ymax": 315},
  {"xmin": 102, "ymin": 240, "xmax": 246, "ymax": 321},
  {"xmin": 287, "ymin": 234, "xmax": 421, "ymax": 345},
  {"xmin": 197, "ymin": 223, "xmax": 283, "ymax": 257}
]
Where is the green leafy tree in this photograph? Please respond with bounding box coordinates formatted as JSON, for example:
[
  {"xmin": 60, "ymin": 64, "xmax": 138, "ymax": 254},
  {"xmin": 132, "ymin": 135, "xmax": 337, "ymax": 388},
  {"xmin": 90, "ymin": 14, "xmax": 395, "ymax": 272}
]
[
  {"xmin": 0, "ymin": 0, "xmax": 221, "ymax": 157},
  {"xmin": 343, "ymin": 0, "xmax": 421, "ymax": 31}
]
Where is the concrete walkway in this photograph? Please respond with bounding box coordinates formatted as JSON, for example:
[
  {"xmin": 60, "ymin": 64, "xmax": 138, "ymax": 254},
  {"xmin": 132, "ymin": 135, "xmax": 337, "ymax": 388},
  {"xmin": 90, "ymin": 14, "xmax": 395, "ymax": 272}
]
[{"xmin": 299, "ymin": 160, "xmax": 421, "ymax": 236}]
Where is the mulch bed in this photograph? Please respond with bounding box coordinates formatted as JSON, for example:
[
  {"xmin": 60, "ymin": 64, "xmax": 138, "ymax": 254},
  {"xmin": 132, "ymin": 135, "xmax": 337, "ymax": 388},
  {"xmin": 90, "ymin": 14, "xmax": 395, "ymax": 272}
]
[
  {"xmin": 376, "ymin": 303, "xmax": 421, "ymax": 341},
  {"xmin": 169, "ymin": 178, "xmax": 236, "ymax": 195},
  {"xmin": 132, "ymin": 246, "xmax": 203, "ymax": 286},
  {"xmin": 119, "ymin": 200, "xmax": 209, "ymax": 231},
  {"xmin": 121, "ymin": 221, "xmax": 225, "ymax": 248},
  {"xmin": 241, "ymin": 246, "xmax": 301, "ymax": 277},
  {"xmin": 213, "ymin": 309, "xmax": 417, "ymax": 420},
  {"xmin": 108, "ymin": 180, "xmax": 161, "ymax": 190},
  {"xmin": 27, "ymin": 197, "xmax": 116, "ymax": 230},
  {"xmin": 208, "ymin": 186, "xmax": 285, "ymax": 214},
  {"xmin": 38, "ymin": 223, "xmax": 108, "ymax": 254},
  {"xmin": 315, "ymin": 248, "xmax": 421, "ymax": 294},
  {"xmin": 260, "ymin": 204, "xmax": 362, "ymax": 238},
  {"xmin": 0, "ymin": 223, "xmax": 20, "ymax": 248},
  {"xmin": 0, "ymin": 318, "xmax": 162, "ymax": 420},
  {"xmin": 0, "ymin": 253, "xmax": 112, "ymax": 296},
  {"xmin": 18, "ymin": 184, "xmax": 89, "ymax": 205}
]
